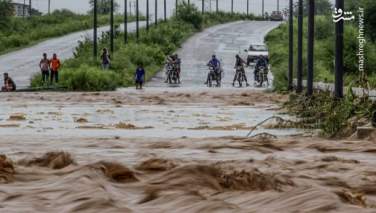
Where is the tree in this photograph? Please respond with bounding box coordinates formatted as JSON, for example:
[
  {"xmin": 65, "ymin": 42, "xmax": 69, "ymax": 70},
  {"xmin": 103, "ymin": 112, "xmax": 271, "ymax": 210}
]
[
  {"xmin": 0, "ymin": 0, "xmax": 13, "ymax": 29},
  {"xmin": 89, "ymin": 0, "xmax": 119, "ymax": 14},
  {"xmin": 364, "ymin": 0, "xmax": 376, "ymax": 41},
  {"xmin": 313, "ymin": 0, "xmax": 332, "ymax": 15},
  {"xmin": 0, "ymin": 0, "xmax": 13, "ymax": 18},
  {"xmin": 294, "ymin": 0, "xmax": 332, "ymax": 16}
]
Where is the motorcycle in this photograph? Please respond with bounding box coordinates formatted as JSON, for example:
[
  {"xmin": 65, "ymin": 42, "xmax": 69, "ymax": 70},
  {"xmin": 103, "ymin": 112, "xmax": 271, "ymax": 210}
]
[
  {"xmin": 207, "ymin": 65, "xmax": 222, "ymax": 87},
  {"xmin": 165, "ymin": 62, "xmax": 180, "ymax": 84},
  {"xmin": 234, "ymin": 65, "xmax": 247, "ymax": 87},
  {"xmin": 255, "ymin": 66, "xmax": 269, "ymax": 87}
]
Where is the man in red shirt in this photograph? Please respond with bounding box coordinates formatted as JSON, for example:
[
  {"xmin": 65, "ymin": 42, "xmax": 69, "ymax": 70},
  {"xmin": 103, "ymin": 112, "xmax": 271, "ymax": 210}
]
[{"xmin": 50, "ymin": 53, "xmax": 61, "ymax": 84}]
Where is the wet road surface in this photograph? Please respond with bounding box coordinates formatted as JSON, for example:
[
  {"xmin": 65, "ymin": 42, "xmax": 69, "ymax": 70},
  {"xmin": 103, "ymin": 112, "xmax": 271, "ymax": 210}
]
[
  {"xmin": 148, "ymin": 21, "xmax": 280, "ymax": 88},
  {"xmin": 0, "ymin": 22, "xmax": 145, "ymax": 88}
]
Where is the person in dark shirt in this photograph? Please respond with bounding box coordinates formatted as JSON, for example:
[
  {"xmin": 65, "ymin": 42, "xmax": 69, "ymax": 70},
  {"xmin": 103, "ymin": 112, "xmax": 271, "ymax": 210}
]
[
  {"xmin": 135, "ymin": 64, "xmax": 145, "ymax": 90},
  {"xmin": 100, "ymin": 48, "xmax": 111, "ymax": 70},
  {"xmin": 2, "ymin": 73, "xmax": 16, "ymax": 92}
]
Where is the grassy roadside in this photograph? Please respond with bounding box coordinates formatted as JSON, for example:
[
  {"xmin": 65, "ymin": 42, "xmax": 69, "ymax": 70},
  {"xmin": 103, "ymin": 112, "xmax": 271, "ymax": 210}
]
[
  {"xmin": 30, "ymin": 3, "xmax": 263, "ymax": 91},
  {"xmin": 284, "ymin": 91, "xmax": 376, "ymax": 137},
  {"xmin": 265, "ymin": 13, "xmax": 376, "ymax": 137},
  {"xmin": 265, "ymin": 15, "xmax": 376, "ymax": 91},
  {"xmin": 0, "ymin": 9, "xmax": 140, "ymax": 55}
]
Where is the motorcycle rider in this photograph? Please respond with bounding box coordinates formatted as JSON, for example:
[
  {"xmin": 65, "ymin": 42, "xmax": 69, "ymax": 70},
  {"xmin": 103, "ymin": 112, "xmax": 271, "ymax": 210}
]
[
  {"xmin": 233, "ymin": 54, "xmax": 250, "ymax": 87},
  {"xmin": 165, "ymin": 54, "xmax": 175, "ymax": 83},
  {"xmin": 164, "ymin": 54, "xmax": 181, "ymax": 84},
  {"xmin": 254, "ymin": 55, "xmax": 268, "ymax": 83},
  {"xmin": 205, "ymin": 55, "xmax": 221, "ymax": 85}
]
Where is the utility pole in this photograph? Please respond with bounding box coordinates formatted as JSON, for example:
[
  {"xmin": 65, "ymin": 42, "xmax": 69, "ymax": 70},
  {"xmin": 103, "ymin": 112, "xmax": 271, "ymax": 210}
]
[
  {"xmin": 124, "ymin": 0, "xmax": 128, "ymax": 44},
  {"xmin": 296, "ymin": 0, "xmax": 303, "ymax": 93},
  {"xmin": 29, "ymin": 0, "xmax": 32, "ymax": 17},
  {"xmin": 136, "ymin": 0, "xmax": 139, "ymax": 40},
  {"xmin": 334, "ymin": 0, "xmax": 344, "ymax": 98},
  {"xmin": 288, "ymin": 0, "xmax": 293, "ymax": 90},
  {"xmin": 155, "ymin": 0, "xmax": 158, "ymax": 25},
  {"xmin": 146, "ymin": 0, "xmax": 149, "ymax": 30},
  {"xmin": 93, "ymin": 0, "xmax": 98, "ymax": 58},
  {"xmin": 48, "ymin": 0, "xmax": 51, "ymax": 15},
  {"xmin": 164, "ymin": 0, "xmax": 166, "ymax": 21},
  {"xmin": 307, "ymin": 0, "xmax": 315, "ymax": 96},
  {"xmin": 23, "ymin": 0, "xmax": 26, "ymax": 18},
  {"xmin": 202, "ymin": 0, "xmax": 204, "ymax": 14},
  {"xmin": 176, "ymin": 0, "xmax": 178, "ymax": 16},
  {"xmin": 262, "ymin": 0, "xmax": 264, "ymax": 18},
  {"xmin": 277, "ymin": 0, "xmax": 279, "ymax": 11},
  {"xmin": 110, "ymin": 0, "xmax": 114, "ymax": 53},
  {"xmin": 247, "ymin": 0, "xmax": 249, "ymax": 16},
  {"xmin": 231, "ymin": 0, "xmax": 233, "ymax": 14},
  {"xmin": 216, "ymin": 0, "xmax": 218, "ymax": 13}
]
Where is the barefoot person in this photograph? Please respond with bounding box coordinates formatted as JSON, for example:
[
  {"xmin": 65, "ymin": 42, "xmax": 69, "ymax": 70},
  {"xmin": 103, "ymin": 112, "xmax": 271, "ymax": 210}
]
[
  {"xmin": 135, "ymin": 64, "xmax": 145, "ymax": 90},
  {"xmin": 1, "ymin": 73, "xmax": 16, "ymax": 92}
]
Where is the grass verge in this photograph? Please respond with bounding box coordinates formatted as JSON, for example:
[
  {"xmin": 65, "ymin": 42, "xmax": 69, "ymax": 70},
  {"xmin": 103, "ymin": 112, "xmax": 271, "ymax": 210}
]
[{"xmin": 30, "ymin": 3, "xmax": 263, "ymax": 91}]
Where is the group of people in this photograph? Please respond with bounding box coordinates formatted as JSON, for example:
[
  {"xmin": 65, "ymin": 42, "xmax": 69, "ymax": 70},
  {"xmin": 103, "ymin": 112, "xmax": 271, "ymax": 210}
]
[
  {"xmin": 39, "ymin": 53, "xmax": 61, "ymax": 84},
  {"xmin": 1, "ymin": 52, "xmax": 61, "ymax": 92},
  {"xmin": 204, "ymin": 54, "xmax": 269, "ymax": 87},
  {"xmin": 99, "ymin": 47, "xmax": 145, "ymax": 89},
  {"xmin": 1, "ymin": 48, "xmax": 268, "ymax": 92}
]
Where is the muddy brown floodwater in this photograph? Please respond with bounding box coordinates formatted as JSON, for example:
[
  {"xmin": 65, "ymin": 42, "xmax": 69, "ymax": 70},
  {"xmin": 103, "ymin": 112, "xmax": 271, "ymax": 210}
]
[
  {"xmin": 0, "ymin": 88, "xmax": 376, "ymax": 213},
  {"xmin": 1, "ymin": 21, "xmax": 376, "ymax": 212}
]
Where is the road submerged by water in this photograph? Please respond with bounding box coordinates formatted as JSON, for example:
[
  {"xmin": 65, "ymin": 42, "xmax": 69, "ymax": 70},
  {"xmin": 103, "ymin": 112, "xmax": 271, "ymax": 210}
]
[{"xmin": 0, "ymin": 21, "xmax": 376, "ymax": 212}]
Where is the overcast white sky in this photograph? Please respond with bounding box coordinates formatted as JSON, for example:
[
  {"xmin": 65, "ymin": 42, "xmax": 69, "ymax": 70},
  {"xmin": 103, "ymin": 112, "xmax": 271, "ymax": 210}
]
[{"xmin": 12, "ymin": 0, "xmax": 296, "ymax": 15}]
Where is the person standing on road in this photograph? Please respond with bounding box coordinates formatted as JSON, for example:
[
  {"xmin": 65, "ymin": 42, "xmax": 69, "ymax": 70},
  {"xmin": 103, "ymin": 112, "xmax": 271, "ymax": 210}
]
[
  {"xmin": 1, "ymin": 73, "xmax": 16, "ymax": 92},
  {"xmin": 50, "ymin": 53, "xmax": 61, "ymax": 84},
  {"xmin": 100, "ymin": 48, "xmax": 111, "ymax": 70},
  {"xmin": 39, "ymin": 53, "xmax": 50, "ymax": 84},
  {"xmin": 135, "ymin": 63, "xmax": 145, "ymax": 90}
]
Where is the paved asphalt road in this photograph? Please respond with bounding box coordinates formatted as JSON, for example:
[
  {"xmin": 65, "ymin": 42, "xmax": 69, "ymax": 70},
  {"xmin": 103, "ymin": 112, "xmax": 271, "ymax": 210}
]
[
  {"xmin": 148, "ymin": 21, "xmax": 281, "ymax": 88},
  {"xmin": 0, "ymin": 22, "xmax": 146, "ymax": 88},
  {"xmin": 0, "ymin": 20, "xmax": 279, "ymax": 88}
]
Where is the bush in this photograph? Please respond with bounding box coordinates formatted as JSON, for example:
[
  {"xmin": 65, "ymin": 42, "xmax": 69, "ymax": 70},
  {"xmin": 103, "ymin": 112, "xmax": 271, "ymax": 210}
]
[
  {"xmin": 0, "ymin": 11, "xmax": 137, "ymax": 54},
  {"xmin": 265, "ymin": 14, "xmax": 376, "ymax": 90},
  {"xmin": 176, "ymin": 2, "xmax": 203, "ymax": 30},
  {"xmin": 286, "ymin": 91, "xmax": 376, "ymax": 136},
  {"xmin": 30, "ymin": 4, "xmax": 262, "ymax": 91}
]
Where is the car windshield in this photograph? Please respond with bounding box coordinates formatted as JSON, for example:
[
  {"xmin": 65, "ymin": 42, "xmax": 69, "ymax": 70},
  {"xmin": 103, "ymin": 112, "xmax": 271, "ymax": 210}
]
[{"xmin": 249, "ymin": 45, "xmax": 267, "ymax": 51}]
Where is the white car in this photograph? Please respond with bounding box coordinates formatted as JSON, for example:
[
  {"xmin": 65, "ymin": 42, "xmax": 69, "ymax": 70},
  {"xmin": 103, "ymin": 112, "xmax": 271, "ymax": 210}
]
[{"xmin": 244, "ymin": 44, "xmax": 269, "ymax": 65}]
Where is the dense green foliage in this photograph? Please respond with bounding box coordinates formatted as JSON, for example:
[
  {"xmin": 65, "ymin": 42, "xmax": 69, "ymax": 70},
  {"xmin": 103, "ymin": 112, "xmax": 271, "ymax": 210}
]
[
  {"xmin": 0, "ymin": 0, "xmax": 13, "ymax": 20},
  {"xmin": 285, "ymin": 91, "xmax": 376, "ymax": 137},
  {"xmin": 31, "ymin": 4, "xmax": 262, "ymax": 91},
  {"xmin": 265, "ymin": 13, "xmax": 376, "ymax": 91},
  {"xmin": 0, "ymin": 9, "xmax": 132, "ymax": 54},
  {"xmin": 89, "ymin": 0, "xmax": 120, "ymax": 14}
]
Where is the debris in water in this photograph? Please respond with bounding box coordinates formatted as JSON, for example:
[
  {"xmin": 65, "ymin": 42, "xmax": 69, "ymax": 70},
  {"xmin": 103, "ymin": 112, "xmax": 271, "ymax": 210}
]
[
  {"xmin": 75, "ymin": 117, "xmax": 88, "ymax": 123},
  {"xmin": 0, "ymin": 155, "xmax": 15, "ymax": 183},
  {"xmin": 336, "ymin": 190, "xmax": 367, "ymax": 207},
  {"xmin": 91, "ymin": 161, "xmax": 138, "ymax": 183},
  {"xmin": 7, "ymin": 113, "xmax": 26, "ymax": 121},
  {"xmin": 136, "ymin": 158, "xmax": 177, "ymax": 172},
  {"xmin": 18, "ymin": 152, "xmax": 75, "ymax": 169}
]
